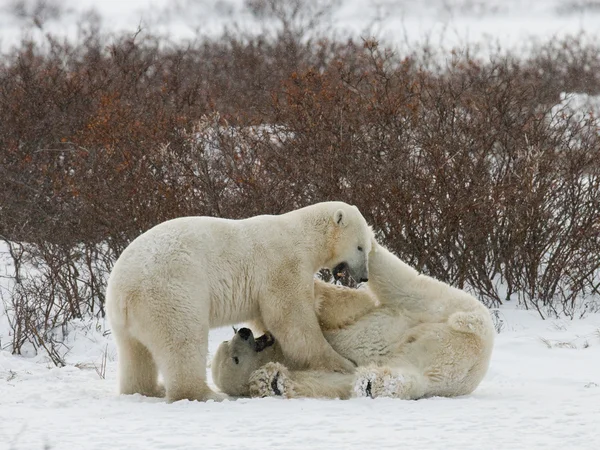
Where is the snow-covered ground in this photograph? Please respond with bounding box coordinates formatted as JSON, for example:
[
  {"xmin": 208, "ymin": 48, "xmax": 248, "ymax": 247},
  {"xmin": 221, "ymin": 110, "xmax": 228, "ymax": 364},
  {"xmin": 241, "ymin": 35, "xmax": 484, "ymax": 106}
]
[
  {"xmin": 1, "ymin": 306, "xmax": 599, "ymax": 450},
  {"xmin": 1, "ymin": 0, "xmax": 600, "ymax": 52},
  {"xmin": 2, "ymin": 1, "xmax": 600, "ymax": 449},
  {"xmin": 2, "ymin": 245, "xmax": 600, "ymax": 449},
  {"xmin": 551, "ymin": 92, "xmax": 600, "ymax": 128}
]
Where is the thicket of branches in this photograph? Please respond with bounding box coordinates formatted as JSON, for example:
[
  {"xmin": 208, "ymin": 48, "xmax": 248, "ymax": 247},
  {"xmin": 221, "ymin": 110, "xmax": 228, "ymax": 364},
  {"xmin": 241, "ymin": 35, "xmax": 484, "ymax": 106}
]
[{"xmin": 1, "ymin": 1, "xmax": 600, "ymax": 360}]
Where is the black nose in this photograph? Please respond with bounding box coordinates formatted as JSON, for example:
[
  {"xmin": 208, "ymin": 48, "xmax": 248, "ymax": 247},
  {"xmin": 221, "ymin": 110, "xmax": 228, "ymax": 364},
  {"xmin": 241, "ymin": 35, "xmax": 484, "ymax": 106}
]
[
  {"xmin": 360, "ymin": 278, "xmax": 369, "ymax": 283},
  {"xmin": 237, "ymin": 328, "xmax": 252, "ymax": 340}
]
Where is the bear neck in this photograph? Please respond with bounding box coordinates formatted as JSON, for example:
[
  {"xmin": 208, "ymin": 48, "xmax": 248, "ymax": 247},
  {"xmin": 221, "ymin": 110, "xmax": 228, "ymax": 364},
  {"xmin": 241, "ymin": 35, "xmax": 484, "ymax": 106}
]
[
  {"xmin": 258, "ymin": 341, "xmax": 287, "ymax": 366},
  {"xmin": 284, "ymin": 207, "xmax": 334, "ymax": 272}
]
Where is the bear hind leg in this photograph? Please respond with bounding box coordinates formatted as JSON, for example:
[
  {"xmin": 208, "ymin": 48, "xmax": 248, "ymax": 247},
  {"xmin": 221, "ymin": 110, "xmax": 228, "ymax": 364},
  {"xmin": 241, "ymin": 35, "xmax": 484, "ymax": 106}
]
[
  {"xmin": 115, "ymin": 331, "xmax": 164, "ymax": 398},
  {"xmin": 153, "ymin": 326, "xmax": 226, "ymax": 403}
]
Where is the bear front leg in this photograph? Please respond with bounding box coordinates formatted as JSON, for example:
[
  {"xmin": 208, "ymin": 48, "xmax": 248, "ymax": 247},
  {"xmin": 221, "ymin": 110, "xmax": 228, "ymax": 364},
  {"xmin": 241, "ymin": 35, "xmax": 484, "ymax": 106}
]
[
  {"xmin": 314, "ymin": 280, "xmax": 380, "ymax": 331},
  {"xmin": 353, "ymin": 364, "xmax": 427, "ymax": 400},
  {"xmin": 249, "ymin": 363, "xmax": 355, "ymax": 399},
  {"xmin": 249, "ymin": 362, "xmax": 296, "ymax": 398},
  {"xmin": 260, "ymin": 287, "xmax": 356, "ymax": 374},
  {"xmin": 246, "ymin": 317, "xmax": 267, "ymax": 336}
]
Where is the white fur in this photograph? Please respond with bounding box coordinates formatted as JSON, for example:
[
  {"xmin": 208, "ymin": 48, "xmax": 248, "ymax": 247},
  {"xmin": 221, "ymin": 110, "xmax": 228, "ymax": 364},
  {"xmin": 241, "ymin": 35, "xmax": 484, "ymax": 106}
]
[
  {"xmin": 330, "ymin": 240, "xmax": 496, "ymax": 399},
  {"xmin": 213, "ymin": 240, "xmax": 496, "ymax": 400},
  {"xmin": 105, "ymin": 201, "xmax": 373, "ymax": 402}
]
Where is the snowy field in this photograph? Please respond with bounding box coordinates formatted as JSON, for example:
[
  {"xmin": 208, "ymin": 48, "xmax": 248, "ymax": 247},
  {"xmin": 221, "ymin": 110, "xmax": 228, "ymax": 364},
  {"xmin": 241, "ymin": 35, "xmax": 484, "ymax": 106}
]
[
  {"xmin": 1, "ymin": 307, "xmax": 599, "ymax": 450},
  {"xmin": 1, "ymin": 0, "xmax": 600, "ymax": 52},
  {"xmin": 2, "ymin": 1, "xmax": 600, "ymax": 449}
]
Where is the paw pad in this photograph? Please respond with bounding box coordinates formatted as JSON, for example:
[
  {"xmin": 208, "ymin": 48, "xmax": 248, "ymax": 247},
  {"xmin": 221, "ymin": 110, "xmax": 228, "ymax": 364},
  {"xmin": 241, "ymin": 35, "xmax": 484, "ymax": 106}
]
[
  {"xmin": 248, "ymin": 362, "xmax": 293, "ymax": 398},
  {"xmin": 353, "ymin": 370, "xmax": 377, "ymax": 398},
  {"xmin": 354, "ymin": 367, "xmax": 412, "ymax": 399},
  {"xmin": 270, "ymin": 372, "xmax": 283, "ymax": 396}
]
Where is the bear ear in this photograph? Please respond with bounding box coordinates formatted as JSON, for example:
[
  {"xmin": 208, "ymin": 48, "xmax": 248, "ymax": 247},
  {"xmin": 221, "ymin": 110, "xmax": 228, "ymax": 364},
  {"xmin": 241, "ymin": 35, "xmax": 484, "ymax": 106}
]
[
  {"xmin": 333, "ymin": 209, "xmax": 348, "ymax": 227},
  {"xmin": 371, "ymin": 235, "xmax": 378, "ymax": 251}
]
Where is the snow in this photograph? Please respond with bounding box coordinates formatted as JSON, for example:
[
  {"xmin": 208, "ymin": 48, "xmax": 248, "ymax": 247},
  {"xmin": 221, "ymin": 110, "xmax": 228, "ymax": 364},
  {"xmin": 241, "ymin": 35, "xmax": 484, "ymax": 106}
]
[
  {"xmin": 2, "ymin": 1, "xmax": 600, "ymax": 449},
  {"xmin": 1, "ymin": 238, "xmax": 600, "ymax": 450},
  {"xmin": 1, "ymin": 306, "xmax": 599, "ymax": 450},
  {"xmin": 1, "ymin": 0, "xmax": 600, "ymax": 53},
  {"xmin": 551, "ymin": 92, "xmax": 600, "ymax": 128}
]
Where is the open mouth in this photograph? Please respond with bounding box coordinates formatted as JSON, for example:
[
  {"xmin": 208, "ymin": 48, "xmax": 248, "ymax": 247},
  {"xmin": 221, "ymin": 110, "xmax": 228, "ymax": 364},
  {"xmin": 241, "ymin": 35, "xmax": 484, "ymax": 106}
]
[
  {"xmin": 254, "ymin": 332, "xmax": 275, "ymax": 352},
  {"xmin": 236, "ymin": 328, "xmax": 275, "ymax": 352},
  {"xmin": 332, "ymin": 262, "xmax": 348, "ymax": 281}
]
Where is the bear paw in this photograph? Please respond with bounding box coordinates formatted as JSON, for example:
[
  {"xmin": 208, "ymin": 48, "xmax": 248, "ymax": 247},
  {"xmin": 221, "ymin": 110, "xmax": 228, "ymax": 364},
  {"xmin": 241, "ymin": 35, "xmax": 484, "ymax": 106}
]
[
  {"xmin": 248, "ymin": 362, "xmax": 294, "ymax": 398},
  {"xmin": 353, "ymin": 367, "xmax": 378, "ymax": 398},
  {"xmin": 354, "ymin": 366, "xmax": 414, "ymax": 399},
  {"xmin": 153, "ymin": 383, "xmax": 166, "ymax": 398}
]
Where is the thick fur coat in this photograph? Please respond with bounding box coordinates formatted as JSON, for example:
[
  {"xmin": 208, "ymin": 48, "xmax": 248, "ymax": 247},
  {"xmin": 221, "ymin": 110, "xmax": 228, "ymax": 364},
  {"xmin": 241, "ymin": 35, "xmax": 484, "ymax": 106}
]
[
  {"xmin": 106, "ymin": 201, "xmax": 374, "ymax": 402},
  {"xmin": 212, "ymin": 240, "xmax": 495, "ymax": 400}
]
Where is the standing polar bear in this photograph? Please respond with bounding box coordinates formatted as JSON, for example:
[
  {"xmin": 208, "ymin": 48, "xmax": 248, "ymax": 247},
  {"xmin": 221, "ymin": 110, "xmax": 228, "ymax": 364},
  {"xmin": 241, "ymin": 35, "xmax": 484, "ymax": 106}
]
[
  {"xmin": 106, "ymin": 201, "xmax": 373, "ymax": 402},
  {"xmin": 212, "ymin": 239, "xmax": 495, "ymax": 400}
]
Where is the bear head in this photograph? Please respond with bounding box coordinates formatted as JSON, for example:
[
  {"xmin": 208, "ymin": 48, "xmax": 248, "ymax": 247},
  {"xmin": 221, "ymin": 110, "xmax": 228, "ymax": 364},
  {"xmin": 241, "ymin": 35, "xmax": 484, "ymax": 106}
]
[
  {"xmin": 211, "ymin": 328, "xmax": 279, "ymax": 397},
  {"xmin": 326, "ymin": 204, "xmax": 373, "ymax": 284}
]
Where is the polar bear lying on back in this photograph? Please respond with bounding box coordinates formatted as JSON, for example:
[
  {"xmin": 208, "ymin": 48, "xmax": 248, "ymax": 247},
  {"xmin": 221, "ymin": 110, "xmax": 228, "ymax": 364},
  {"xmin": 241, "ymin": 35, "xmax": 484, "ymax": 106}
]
[
  {"xmin": 212, "ymin": 239, "xmax": 495, "ymax": 399},
  {"xmin": 106, "ymin": 201, "xmax": 373, "ymax": 402}
]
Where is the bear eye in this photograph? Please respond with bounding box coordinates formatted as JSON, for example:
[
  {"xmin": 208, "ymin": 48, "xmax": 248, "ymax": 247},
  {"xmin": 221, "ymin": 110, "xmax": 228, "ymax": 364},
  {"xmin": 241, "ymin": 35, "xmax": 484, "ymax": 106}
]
[
  {"xmin": 357, "ymin": 246, "xmax": 363, "ymax": 252},
  {"xmin": 233, "ymin": 356, "xmax": 239, "ymax": 365}
]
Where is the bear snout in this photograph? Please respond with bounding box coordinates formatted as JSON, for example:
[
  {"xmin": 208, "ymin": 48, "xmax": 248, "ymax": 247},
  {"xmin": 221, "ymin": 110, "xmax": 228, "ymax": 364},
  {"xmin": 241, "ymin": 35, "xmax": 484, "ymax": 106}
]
[
  {"xmin": 348, "ymin": 264, "xmax": 369, "ymax": 284},
  {"xmin": 237, "ymin": 328, "xmax": 253, "ymax": 341}
]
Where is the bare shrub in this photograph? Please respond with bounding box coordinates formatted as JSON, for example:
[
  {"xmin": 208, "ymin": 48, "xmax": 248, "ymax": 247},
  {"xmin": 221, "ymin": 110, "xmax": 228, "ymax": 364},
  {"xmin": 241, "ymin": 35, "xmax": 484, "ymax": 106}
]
[
  {"xmin": 9, "ymin": 0, "xmax": 63, "ymax": 29},
  {"xmin": 94, "ymin": 344, "xmax": 108, "ymax": 379},
  {"xmin": 556, "ymin": 1, "xmax": 600, "ymax": 14},
  {"xmin": 4, "ymin": 242, "xmax": 114, "ymax": 362}
]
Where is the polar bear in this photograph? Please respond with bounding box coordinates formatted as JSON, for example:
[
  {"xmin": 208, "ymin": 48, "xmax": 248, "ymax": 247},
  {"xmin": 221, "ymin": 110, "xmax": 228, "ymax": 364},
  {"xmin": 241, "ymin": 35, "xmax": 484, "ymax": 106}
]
[
  {"xmin": 212, "ymin": 239, "xmax": 495, "ymax": 400},
  {"xmin": 105, "ymin": 201, "xmax": 374, "ymax": 402},
  {"xmin": 212, "ymin": 279, "xmax": 381, "ymax": 397}
]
